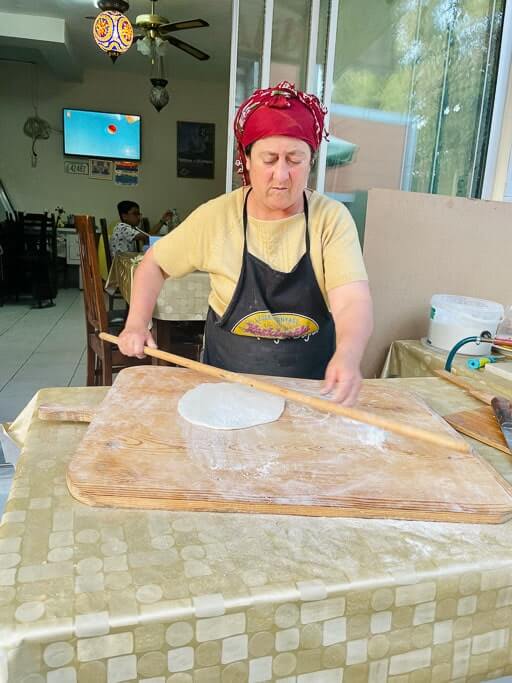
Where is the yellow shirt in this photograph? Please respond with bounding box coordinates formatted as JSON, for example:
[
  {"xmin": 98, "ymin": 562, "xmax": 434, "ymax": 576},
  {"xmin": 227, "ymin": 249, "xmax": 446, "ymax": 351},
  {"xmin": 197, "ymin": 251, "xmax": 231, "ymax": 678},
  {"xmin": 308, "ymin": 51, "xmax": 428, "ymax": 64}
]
[{"xmin": 152, "ymin": 187, "xmax": 367, "ymax": 316}]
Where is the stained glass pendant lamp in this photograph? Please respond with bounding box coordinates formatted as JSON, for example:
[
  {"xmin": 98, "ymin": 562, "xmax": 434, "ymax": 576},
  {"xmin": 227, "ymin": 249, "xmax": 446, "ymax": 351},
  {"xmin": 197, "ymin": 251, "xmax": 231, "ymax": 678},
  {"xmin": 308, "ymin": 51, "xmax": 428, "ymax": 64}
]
[{"xmin": 93, "ymin": 0, "xmax": 133, "ymax": 63}]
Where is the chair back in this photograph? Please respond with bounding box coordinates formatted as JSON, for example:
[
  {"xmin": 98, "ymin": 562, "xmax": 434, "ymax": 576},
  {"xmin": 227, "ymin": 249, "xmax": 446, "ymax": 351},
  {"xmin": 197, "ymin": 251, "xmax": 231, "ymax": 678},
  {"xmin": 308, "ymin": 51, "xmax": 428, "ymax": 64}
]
[
  {"xmin": 18, "ymin": 211, "xmax": 46, "ymax": 249},
  {"xmin": 46, "ymin": 214, "xmax": 57, "ymax": 262},
  {"xmin": 75, "ymin": 215, "xmax": 109, "ymax": 333},
  {"xmin": 19, "ymin": 212, "xmax": 47, "ymax": 228},
  {"xmin": 100, "ymin": 218, "xmax": 112, "ymax": 272}
]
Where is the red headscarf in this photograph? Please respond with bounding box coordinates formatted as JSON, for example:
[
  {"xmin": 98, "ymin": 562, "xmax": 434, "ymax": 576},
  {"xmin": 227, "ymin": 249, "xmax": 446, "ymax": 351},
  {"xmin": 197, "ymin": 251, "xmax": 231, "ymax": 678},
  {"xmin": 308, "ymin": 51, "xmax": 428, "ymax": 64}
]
[{"xmin": 234, "ymin": 81, "xmax": 329, "ymax": 185}]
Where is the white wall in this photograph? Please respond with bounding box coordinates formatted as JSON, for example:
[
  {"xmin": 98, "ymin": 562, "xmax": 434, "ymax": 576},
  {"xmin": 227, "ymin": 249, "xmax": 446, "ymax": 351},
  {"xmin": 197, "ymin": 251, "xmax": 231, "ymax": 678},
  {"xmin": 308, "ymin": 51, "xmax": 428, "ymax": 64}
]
[
  {"xmin": 0, "ymin": 61, "xmax": 229, "ymax": 225},
  {"xmin": 362, "ymin": 188, "xmax": 512, "ymax": 377}
]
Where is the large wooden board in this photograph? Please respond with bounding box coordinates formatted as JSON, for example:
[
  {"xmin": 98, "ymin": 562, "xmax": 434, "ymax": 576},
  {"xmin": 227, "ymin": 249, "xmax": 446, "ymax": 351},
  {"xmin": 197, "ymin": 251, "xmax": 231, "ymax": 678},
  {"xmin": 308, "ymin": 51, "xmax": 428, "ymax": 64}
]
[
  {"xmin": 445, "ymin": 405, "xmax": 512, "ymax": 455},
  {"xmin": 67, "ymin": 367, "xmax": 512, "ymax": 523}
]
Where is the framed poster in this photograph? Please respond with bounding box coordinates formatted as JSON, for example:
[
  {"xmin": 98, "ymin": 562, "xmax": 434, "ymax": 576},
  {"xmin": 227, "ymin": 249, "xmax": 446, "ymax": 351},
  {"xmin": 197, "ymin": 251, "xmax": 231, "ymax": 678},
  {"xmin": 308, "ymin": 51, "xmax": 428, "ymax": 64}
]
[
  {"xmin": 89, "ymin": 158, "xmax": 113, "ymax": 180},
  {"xmin": 177, "ymin": 121, "xmax": 215, "ymax": 179},
  {"xmin": 114, "ymin": 160, "xmax": 139, "ymax": 186}
]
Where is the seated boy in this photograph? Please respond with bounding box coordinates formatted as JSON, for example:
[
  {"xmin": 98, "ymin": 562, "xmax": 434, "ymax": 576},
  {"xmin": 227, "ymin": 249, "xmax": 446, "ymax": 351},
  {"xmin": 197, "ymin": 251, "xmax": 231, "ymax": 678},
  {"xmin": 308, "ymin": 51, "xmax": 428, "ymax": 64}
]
[{"xmin": 110, "ymin": 201, "xmax": 172, "ymax": 257}]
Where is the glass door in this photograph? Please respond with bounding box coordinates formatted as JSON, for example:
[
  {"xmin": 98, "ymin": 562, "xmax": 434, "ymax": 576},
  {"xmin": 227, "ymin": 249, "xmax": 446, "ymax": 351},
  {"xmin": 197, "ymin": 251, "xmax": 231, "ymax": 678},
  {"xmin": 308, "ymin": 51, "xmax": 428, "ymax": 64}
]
[
  {"xmin": 324, "ymin": 0, "xmax": 505, "ymax": 200},
  {"xmin": 226, "ymin": 0, "xmax": 331, "ymax": 191}
]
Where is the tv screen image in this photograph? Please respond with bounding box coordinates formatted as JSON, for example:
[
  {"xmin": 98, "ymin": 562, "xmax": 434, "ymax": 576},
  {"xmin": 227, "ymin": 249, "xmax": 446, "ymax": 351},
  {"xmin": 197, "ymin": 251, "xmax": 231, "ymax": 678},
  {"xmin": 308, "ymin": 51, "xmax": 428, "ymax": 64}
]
[{"xmin": 63, "ymin": 109, "xmax": 141, "ymax": 161}]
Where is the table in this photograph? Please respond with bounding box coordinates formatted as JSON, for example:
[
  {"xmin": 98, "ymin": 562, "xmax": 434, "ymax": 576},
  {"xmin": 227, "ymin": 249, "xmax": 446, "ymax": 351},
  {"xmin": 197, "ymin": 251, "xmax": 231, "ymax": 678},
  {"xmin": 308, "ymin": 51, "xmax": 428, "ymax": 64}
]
[
  {"xmin": 381, "ymin": 340, "xmax": 512, "ymax": 399},
  {"xmin": 106, "ymin": 252, "xmax": 209, "ymax": 322},
  {"xmin": 56, "ymin": 227, "xmax": 80, "ymax": 266},
  {"xmin": 3, "ymin": 377, "xmax": 512, "ymax": 681},
  {"xmin": 106, "ymin": 252, "xmax": 208, "ymax": 355}
]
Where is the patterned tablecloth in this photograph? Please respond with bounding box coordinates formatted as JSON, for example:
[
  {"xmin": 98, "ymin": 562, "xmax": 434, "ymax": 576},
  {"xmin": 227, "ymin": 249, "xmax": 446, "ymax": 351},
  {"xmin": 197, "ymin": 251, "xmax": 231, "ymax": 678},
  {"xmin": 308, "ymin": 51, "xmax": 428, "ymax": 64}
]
[
  {"xmin": 381, "ymin": 340, "xmax": 512, "ymax": 400},
  {"xmin": 106, "ymin": 253, "xmax": 209, "ymax": 322},
  {"xmin": 3, "ymin": 377, "xmax": 512, "ymax": 682}
]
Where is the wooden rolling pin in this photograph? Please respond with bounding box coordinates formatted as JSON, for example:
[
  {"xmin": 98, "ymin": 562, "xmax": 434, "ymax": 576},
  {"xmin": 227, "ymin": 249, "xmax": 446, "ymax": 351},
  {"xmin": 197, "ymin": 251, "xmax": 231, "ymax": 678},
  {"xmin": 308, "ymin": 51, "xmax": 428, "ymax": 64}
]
[
  {"xmin": 435, "ymin": 370, "xmax": 495, "ymax": 405},
  {"xmin": 98, "ymin": 332, "xmax": 471, "ymax": 454}
]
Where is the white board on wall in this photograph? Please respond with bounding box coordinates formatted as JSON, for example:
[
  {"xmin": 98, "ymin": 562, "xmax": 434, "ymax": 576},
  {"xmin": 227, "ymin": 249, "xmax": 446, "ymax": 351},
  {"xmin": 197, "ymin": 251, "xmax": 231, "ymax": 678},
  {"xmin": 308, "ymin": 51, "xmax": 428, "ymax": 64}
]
[{"xmin": 362, "ymin": 188, "xmax": 512, "ymax": 378}]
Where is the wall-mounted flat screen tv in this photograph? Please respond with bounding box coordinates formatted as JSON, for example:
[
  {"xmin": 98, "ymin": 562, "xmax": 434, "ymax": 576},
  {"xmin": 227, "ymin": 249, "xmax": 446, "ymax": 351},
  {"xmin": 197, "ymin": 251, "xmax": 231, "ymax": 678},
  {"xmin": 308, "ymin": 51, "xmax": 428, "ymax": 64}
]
[{"xmin": 63, "ymin": 108, "xmax": 141, "ymax": 161}]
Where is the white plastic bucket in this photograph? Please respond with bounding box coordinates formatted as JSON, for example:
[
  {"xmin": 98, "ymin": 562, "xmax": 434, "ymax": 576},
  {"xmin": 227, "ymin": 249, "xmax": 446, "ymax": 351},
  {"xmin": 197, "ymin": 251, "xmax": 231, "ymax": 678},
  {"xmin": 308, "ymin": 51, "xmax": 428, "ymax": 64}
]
[{"xmin": 427, "ymin": 295, "xmax": 504, "ymax": 356}]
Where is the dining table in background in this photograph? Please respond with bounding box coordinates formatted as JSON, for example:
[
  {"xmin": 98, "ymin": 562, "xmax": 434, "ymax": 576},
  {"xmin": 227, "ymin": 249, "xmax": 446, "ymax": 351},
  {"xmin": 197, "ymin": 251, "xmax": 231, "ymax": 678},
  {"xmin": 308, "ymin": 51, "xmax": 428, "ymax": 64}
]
[
  {"xmin": 3, "ymin": 376, "xmax": 512, "ymax": 680},
  {"xmin": 105, "ymin": 252, "xmax": 208, "ymax": 357},
  {"xmin": 381, "ymin": 339, "xmax": 512, "ymax": 398}
]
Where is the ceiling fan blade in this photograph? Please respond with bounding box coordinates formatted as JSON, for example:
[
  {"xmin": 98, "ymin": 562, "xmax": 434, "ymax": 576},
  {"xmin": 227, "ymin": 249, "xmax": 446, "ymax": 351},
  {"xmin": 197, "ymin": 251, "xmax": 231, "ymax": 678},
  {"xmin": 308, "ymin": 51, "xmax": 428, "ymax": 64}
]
[
  {"xmin": 159, "ymin": 19, "xmax": 209, "ymax": 33},
  {"xmin": 133, "ymin": 34, "xmax": 144, "ymax": 42},
  {"xmin": 166, "ymin": 35, "xmax": 210, "ymax": 61}
]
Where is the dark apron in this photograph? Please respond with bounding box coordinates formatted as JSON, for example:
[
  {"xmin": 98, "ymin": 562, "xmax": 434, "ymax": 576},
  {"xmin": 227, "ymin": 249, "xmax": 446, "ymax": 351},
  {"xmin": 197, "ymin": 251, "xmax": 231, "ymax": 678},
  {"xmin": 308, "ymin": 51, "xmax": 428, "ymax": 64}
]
[{"xmin": 203, "ymin": 190, "xmax": 335, "ymax": 379}]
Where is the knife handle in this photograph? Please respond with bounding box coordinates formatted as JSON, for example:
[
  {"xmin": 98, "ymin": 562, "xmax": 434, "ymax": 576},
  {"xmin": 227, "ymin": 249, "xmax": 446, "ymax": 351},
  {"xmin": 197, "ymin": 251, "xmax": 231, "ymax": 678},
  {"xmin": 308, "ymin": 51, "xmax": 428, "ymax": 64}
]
[{"xmin": 435, "ymin": 370, "xmax": 494, "ymax": 405}]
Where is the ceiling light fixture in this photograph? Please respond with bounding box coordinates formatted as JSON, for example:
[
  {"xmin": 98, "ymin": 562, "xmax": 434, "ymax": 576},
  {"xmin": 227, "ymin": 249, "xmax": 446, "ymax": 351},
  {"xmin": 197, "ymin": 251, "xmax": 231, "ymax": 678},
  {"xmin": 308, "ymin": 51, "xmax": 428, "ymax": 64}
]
[
  {"xmin": 149, "ymin": 77, "xmax": 170, "ymax": 112},
  {"xmin": 149, "ymin": 54, "xmax": 170, "ymax": 112},
  {"xmin": 90, "ymin": 0, "xmax": 210, "ymax": 110},
  {"xmin": 93, "ymin": 0, "xmax": 133, "ymax": 63}
]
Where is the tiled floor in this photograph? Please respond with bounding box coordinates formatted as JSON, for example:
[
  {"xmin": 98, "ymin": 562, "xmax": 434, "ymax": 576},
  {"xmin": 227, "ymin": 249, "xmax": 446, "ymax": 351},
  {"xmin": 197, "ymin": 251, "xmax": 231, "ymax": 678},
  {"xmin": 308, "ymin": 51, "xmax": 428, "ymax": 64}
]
[
  {"xmin": 0, "ymin": 288, "xmax": 86, "ymax": 423},
  {"xmin": 0, "ymin": 288, "xmax": 86, "ymax": 513}
]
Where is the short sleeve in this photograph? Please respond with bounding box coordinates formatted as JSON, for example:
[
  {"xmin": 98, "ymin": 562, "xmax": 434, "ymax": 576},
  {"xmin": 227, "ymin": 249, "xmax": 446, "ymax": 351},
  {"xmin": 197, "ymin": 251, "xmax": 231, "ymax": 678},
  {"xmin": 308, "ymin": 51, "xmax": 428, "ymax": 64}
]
[
  {"xmin": 124, "ymin": 225, "xmax": 141, "ymax": 241},
  {"xmin": 111, "ymin": 222, "xmax": 140, "ymax": 254},
  {"xmin": 152, "ymin": 205, "xmax": 205, "ymax": 278}
]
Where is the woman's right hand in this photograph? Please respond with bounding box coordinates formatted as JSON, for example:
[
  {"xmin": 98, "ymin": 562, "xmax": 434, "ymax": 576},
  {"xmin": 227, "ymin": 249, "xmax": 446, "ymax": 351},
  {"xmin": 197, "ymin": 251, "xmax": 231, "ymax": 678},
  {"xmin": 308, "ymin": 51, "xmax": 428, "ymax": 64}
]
[{"xmin": 118, "ymin": 326, "xmax": 157, "ymax": 358}]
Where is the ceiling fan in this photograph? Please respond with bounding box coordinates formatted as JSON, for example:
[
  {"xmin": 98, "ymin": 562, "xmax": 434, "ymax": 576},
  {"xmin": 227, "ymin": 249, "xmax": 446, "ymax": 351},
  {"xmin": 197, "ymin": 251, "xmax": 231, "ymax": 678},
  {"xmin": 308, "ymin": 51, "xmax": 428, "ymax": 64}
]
[
  {"xmin": 89, "ymin": 0, "xmax": 210, "ymax": 61},
  {"xmin": 133, "ymin": 0, "xmax": 210, "ymax": 61}
]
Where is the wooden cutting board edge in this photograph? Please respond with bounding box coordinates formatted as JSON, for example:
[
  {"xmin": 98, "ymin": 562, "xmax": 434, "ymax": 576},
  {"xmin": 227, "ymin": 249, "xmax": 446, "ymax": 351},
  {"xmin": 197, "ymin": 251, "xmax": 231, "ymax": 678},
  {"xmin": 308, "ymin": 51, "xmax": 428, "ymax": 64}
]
[
  {"xmin": 66, "ymin": 477, "xmax": 512, "ymax": 523},
  {"xmin": 66, "ymin": 466, "xmax": 512, "ymax": 524},
  {"xmin": 444, "ymin": 407, "xmax": 512, "ymax": 456}
]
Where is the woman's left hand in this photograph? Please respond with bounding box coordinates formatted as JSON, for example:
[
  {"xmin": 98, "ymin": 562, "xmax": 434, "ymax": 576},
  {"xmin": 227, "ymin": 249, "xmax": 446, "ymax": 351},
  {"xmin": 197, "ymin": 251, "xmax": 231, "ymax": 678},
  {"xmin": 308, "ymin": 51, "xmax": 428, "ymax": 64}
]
[{"xmin": 320, "ymin": 350, "xmax": 362, "ymax": 405}]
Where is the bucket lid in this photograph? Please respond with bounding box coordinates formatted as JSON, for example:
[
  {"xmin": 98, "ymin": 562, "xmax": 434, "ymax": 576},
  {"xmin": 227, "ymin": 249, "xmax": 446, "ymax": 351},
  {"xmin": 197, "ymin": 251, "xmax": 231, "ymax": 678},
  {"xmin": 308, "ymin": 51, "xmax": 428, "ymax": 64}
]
[{"xmin": 430, "ymin": 295, "xmax": 504, "ymax": 323}]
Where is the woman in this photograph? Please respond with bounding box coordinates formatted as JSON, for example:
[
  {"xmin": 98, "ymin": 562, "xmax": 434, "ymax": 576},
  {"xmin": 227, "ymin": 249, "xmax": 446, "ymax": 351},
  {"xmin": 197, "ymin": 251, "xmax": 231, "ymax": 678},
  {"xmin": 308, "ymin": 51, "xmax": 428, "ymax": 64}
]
[{"xmin": 118, "ymin": 81, "xmax": 372, "ymax": 405}]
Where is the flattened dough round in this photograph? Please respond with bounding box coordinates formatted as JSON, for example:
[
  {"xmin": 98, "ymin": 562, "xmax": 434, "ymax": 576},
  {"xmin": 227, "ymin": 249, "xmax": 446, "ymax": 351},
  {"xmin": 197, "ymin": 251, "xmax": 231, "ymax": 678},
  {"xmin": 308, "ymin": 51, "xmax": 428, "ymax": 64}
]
[{"xmin": 178, "ymin": 382, "xmax": 285, "ymax": 430}]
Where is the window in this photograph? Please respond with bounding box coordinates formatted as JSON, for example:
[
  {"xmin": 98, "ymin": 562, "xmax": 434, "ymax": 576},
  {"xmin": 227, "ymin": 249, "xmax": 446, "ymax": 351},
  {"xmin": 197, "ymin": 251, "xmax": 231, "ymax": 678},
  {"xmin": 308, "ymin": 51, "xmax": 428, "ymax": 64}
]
[{"xmin": 325, "ymin": 0, "xmax": 505, "ymax": 199}]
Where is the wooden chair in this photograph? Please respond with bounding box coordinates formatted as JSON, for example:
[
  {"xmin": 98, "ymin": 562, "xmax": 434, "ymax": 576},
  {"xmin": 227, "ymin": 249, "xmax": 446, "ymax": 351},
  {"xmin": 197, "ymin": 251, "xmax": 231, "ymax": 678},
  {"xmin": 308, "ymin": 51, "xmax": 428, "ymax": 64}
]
[
  {"xmin": 0, "ymin": 213, "xmax": 18, "ymax": 302},
  {"xmin": 0, "ymin": 231, "xmax": 4, "ymax": 306},
  {"xmin": 100, "ymin": 218, "xmax": 113, "ymax": 274},
  {"xmin": 152, "ymin": 320, "xmax": 204, "ymax": 363},
  {"xmin": 74, "ymin": 214, "xmax": 150, "ymax": 386},
  {"xmin": 18, "ymin": 211, "xmax": 58, "ymax": 307},
  {"xmin": 100, "ymin": 217, "xmax": 126, "ymax": 313}
]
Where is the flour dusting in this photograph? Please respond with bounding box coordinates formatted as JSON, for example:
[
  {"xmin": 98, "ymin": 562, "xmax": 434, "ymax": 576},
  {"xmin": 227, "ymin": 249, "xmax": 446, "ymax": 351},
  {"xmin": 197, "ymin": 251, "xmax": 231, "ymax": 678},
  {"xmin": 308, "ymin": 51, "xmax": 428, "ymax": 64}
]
[{"xmin": 69, "ymin": 367, "xmax": 512, "ymax": 521}]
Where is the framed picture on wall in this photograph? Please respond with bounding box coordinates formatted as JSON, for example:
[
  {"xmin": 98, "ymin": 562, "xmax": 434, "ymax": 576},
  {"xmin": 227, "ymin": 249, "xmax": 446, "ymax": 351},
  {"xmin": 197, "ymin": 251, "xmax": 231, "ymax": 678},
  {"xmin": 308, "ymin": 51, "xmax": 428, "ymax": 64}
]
[
  {"xmin": 177, "ymin": 121, "xmax": 215, "ymax": 179},
  {"xmin": 89, "ymin": 158, "xmax": 113, "ymax": 180},
  {"xmin": 64, "ymin": 160, "xmax": 89, "ymax": 175}
]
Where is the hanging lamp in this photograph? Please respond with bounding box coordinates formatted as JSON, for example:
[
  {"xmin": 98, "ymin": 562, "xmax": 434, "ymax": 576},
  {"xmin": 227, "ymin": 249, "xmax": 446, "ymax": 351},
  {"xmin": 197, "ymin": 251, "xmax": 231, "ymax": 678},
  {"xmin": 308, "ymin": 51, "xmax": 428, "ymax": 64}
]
[
  {"xmin": 149, "ymin": 78, "xmax": 170, "ymax": 111},
  {"xmin": 149, "ymin": 52, "xmax": 170, "ymax": 112},
  {"xmin": 93, "ymin": 0, "xmax": 133, "ymax": 63}
]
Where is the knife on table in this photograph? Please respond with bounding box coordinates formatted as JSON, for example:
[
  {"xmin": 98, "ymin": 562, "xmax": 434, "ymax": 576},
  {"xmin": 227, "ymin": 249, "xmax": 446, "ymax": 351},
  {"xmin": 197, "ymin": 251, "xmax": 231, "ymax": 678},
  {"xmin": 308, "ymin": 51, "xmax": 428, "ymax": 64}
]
[
  {"xmin": 489, "ymin": 397, "xmax": 512, "ymax": 452},
  {"xmin": 435, "ymin": 370, "xmax": 512, "ymax": 452}
]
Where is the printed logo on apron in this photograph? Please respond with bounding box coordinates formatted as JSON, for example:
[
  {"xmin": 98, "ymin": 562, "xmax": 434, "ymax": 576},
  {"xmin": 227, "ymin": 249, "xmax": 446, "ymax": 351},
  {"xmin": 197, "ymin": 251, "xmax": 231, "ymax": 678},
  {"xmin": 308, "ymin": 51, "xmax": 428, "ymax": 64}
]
[{"xmin": 231, "ymin": 310, "xmax": 319, "ymax": 340}]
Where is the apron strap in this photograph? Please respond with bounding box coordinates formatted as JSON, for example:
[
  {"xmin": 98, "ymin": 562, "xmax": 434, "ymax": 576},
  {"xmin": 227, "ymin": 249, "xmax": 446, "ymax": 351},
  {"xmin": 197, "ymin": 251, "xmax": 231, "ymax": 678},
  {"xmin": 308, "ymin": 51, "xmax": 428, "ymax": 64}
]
[{"xmin": 303, "ymin": 192, "xmax": 310, "ymax": 252}]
